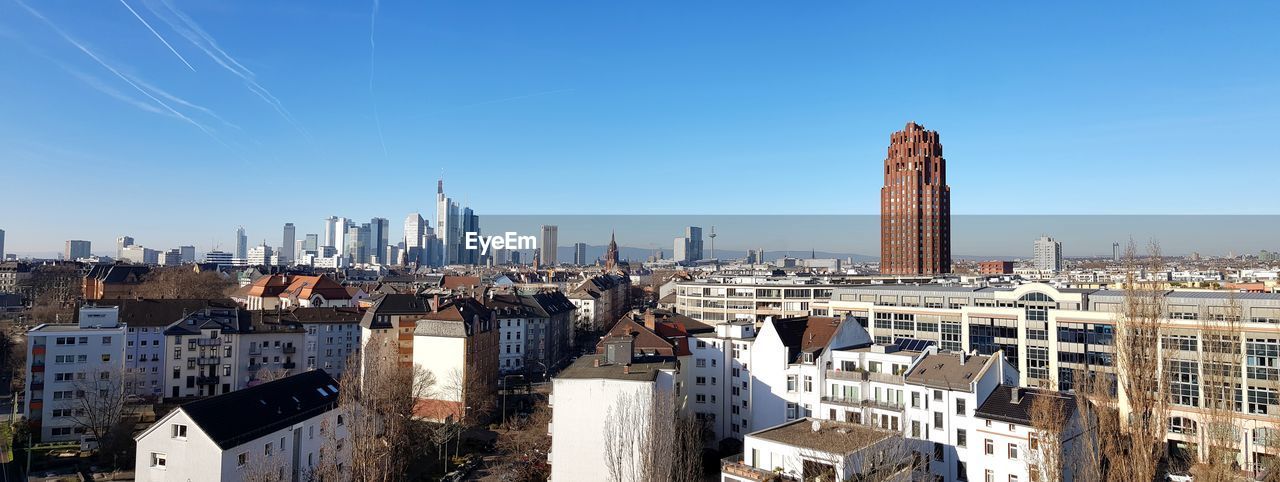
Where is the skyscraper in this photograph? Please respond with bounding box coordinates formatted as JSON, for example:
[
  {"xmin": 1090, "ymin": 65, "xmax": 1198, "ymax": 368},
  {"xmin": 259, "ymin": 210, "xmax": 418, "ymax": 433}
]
[
  {"xmin": 1033, "ymin": 235, "xmax": 1063, "ymax": 272},
  {"xmin": 179, "ymin": 245, "xmax": 196, "ymax": 264},
  {"xmin": 0, "ymin": 228, "xmax": 5, "ymax": 260},
  {"xmin": 673, "ymin": 226, "xmax": 702, "ymax": 264},
  {"xmin": 323, "ymin": 217, "xmax": 338, "ymax": 249},
  {"xmin": 282, "ymin": 223, "xmax": 296, "ymax": 264},
  {"xmin": 370, "ymin": 218, "xmax": 389, "ymax": 264},
  {"xmin": 303, "ymin": 234, "xmax": 318, "ymax": 252},
  {"xmin": 573, "ymin": 242, "xmax": 588, "ymax": 266},
  {"xmin": 879, "ymin": 122, "xmax": 951, "ymax": 275},
  {"xmin": 235, "ymin": 227, "xmax": 248, "ymax": 262},
  {"xmin": 540, "ymin": 225, "xmax": 558, "ymax": 265},
  {"xmin": 116, "ymin": 235, "xmax": 134, "ymax": 259},
  {"xmin": 65, "ymin": 240, "xmax": 91, "ymax": 260}
]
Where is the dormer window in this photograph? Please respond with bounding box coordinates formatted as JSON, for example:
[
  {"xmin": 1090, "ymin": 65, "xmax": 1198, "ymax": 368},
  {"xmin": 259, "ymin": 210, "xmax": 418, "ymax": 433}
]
[{"xmin": 802, "ymin": 352, "xmax": 814, "ymax": 364}]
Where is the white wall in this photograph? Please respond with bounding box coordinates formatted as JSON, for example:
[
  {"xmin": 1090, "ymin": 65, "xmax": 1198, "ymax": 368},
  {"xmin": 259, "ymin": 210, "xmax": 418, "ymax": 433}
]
[{"xmin": 549, "ymin": 377, "xmax": 655, "ymax": 482}]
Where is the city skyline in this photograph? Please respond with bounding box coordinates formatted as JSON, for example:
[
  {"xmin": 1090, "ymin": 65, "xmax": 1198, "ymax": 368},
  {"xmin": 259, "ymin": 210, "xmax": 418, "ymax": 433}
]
[{"xmin": 2, "ymin": 1, "xmax": 1278, "ymax": 254}]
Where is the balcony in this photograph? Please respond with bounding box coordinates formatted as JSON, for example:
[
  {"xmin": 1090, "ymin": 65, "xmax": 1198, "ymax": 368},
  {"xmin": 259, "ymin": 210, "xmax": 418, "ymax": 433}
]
[
  {"xmin": 30, "ymin": 382, "xmax": 44, "ymax": 391},
  {"xmin": 821, "ymin": 396, "xmax": 862, "ymax": 408},
  {"xmin": 197, "ymin": 357, "xmax": 221, "ymax": 366},
  {"xmin": 720, "ymin": 455, "xmax": 780, "ymax": 482},
  {"xmin": 196, "ymin": 338, "xmax": 222, "ymax": 347},
  {"xmin": 283, "ymin": 346, "xmax": 297, "ymax": 354},
  {"xmin": 282, "ymin": 362, "xmax": 297, "ymax": 369},
  {"xmin": 862, "ymin": 399, "xmax": 905, "ymax": 411},
  {"xmin": 196, "ymin": 376, "xmax": 220, "ymax": 385},
  {"xmin": 32, "ymin": 346, "xmax": 46, "ymax": 355},
  {"xmin": 826, "ymin": 369, "xmax": 867, "ymax": 382},
  {"xmin": 867, "ymin": 371, "xmax": 904, "ymax": 384},
  {"xmin": 32, "ymin": 364, "xmax": 45, "ymax": 373},
  {"xmin": 248, "ymin": 363, "xmax": 264, "ymax": 372}
]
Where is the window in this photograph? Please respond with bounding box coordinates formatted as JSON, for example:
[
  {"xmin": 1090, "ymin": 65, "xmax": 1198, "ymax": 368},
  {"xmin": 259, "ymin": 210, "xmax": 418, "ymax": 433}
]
[
  {"xmin": 911, "ymin": 421, "xmax": 920, "ymax": 438},
  {"xmin": 695, "ymin": 358, "xmax": 706, "ymax": 368},
  {"xmin": 238, "ymin": 452, "xmax": 247, "ymax": 467},
  {"xmin": 956, "ymin": 398, "xmax": 966, "ymax": 416},
  {"xmin": 911, "ymin": 392, "xmax": 920, "ymax": 408},
  {"xmin": 786, "ymin": 375, "xmax": 797, "ymax": 392},
  {"xmin": 934, "ymin": 390, "xmax": 942, "ymax": 401},
  {"xmin": 696, "ymin": 376, "xmax": 706, "ymax": 386},
  {"xmin": 985, "ymin": 470, "xmax": 994, "ymax": 482},
  {"xmin": 265, "ymin": 442, "xmax": 274, "ymax": 456},
  {"xmin": 786, "ymin": 403, "xmax": 797, "ymax": 420},
  {"xmin": 696, "ymin": 394, "xmax": 706, "ymax": 403},
  {"xmin": 803, "ymin": 376, "xmax": 813, "ymax": 392},
  {"xmin": 984, "ymin": 439, "xmax": 993, "ymax": 455},
  {"xmin": 934, "ymin": 442, "xmax": 944, "ymax": 460},
  {"xmin": 171, "ymin": 424, "xmax": 187, "ymax": 439},
  {"xmin": 150, "ymin": 452, "xmax": 167, "ymax": 468},
  {"xmin": 957, "ymin": 429, "xmax": 967, "ymax": 447},
  {"xmin": 1008, "ymin": 443, "xmax": 1018, "ymax": 459},
  {"xmin": 934, "ymin": 412, "xmax": 943, "ymax": 429}
]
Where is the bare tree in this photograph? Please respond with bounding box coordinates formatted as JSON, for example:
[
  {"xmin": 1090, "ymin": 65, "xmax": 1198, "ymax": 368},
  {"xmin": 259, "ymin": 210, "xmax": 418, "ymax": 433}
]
[
  {"xmin": 493, "ymin": 398, "xmax": 552, "ymax": 482},
  {"xmin": 18, "ymin": 264, "xmax": 82, "ymax": 323},
  {"xmin": 254, "ymin": 366, "xmax": 291, "ymax": 384},
  {"xmin": 1192, "ymin": 292, "xmax": 1243, "ymax": 482},
  {"xmin": 1110, "ymin": 239, "xmax": 1171, "ymax": 482},
  {"xmin": 1028, "ymin": 387, "xmax": 1070, "ymax": 482},
  {"xmin": 67, "ymin": 363, "xmax": 136, "ymax": 467},
  {"xmin": 243, "ymin": 450, "xmax": 289, "ymax": 482},
  {"xmin": 602, "ymin": 388, "xmax": 703, "ymax": 482},
  {"xmin": 133, "ymin": 266, "xmax": 234, "ymax": 299},
  {"xmin": 312, "ymin": 339, "xmax": 437, "ymax": 482}
]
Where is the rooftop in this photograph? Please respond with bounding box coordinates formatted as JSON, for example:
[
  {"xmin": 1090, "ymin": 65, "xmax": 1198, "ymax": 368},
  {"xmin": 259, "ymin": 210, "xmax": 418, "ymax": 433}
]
[
  {"xmin": 749, "ymin": 418, "xmax": 895, "ymax": 454},
  {"xmin": 176, "ymin": 370, "xmax": 340, "ymax": 450},
  {"xmin": 555, "ymin": 355, "xmax": 675, "ymax": 382},
  {"xmin": 903, "ymin": 352, "xmax": 991, "ymax": 392},
  {"xmin": 975, "ymin": 384, "xmax": 1076, "ymax": 426}
]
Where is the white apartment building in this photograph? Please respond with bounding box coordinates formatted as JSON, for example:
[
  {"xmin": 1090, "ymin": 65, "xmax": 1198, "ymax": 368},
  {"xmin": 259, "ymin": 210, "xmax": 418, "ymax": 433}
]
[
  {"xmin": 721, "ymin": 418, "xmax": 915, "ymax": 482},
  {"xmin": 162, "ymin": 308, "xmax": 305, "ymax": 399},
  {"xmin": 566, "ymin": 273, "xmax": 630, "ymax": 332},
  {"xmin": 24, "ymin": 306, "xmax": 127, "ymax": 442},
  {"xmin": 688, "ymin": 319, "xmax": 757, "ymax": 445},
  {"xmin": 134, "ymin": 370, "xmax": 348, "ymax": 482},
  {"xmin": 1033, "ymin": 235, "xmax": 1062, "ymax": 272},
  {"xmin": 749, "ymin": 315, "xmax": 872, "ymax": 432},
  {"xmin": 548, "ymin": 349, "xmax": 678, "ymax": 482},
  {"xmin": 971, "ymin": 385, "xmax": 1082, "ymax": 482}
]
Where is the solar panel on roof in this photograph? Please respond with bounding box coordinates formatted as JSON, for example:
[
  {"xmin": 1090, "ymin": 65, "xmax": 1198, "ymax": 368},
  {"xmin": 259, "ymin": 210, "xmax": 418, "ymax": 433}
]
[{"xmin": 893, "ymin": 338, "xmax": 936, "ymax": 352}]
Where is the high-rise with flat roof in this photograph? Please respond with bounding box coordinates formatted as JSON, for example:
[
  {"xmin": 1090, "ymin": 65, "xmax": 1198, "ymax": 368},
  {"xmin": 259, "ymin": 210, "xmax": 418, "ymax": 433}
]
[
  {"xmin": 64, "ymin": 240, "xmax": 90, "ymax": 260},
  {"xmin": 879, "ymin": 122, "xmax": 950, "ymax": 275},
  {"xmin": 116, "ymin": 235, "xmax": 133, "ymax": 259},
  {"xmin": 540, "ymin": 225, "xmax": 558, "ymax": 265},
  {"xmin": 282, "ymin": 223, "xmax": 296, "ymax": 264},
  {"xmin": 1033, "ymin": 235, "xmax": 1062, "ymax": 272},
  {"xmin": 234, "ymin": 227, "xmax": 247, "ymax": 261}
]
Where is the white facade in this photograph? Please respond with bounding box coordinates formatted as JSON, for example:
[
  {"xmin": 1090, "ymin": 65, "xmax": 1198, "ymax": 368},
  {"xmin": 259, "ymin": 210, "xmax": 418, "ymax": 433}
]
[
  {"xmin": 25, "ymin": 306, "xmax": 127, "ymax": 442},
  {"xmin": 1033, "ymin": 235, "xmax": 1062, "ymax": 272},
  {"xmin": 749, "ymin": 316, "xmax": 872, "ymax": 432},
  {"xmin": 688, "ymin": 320, "xmax": 757, "ymax": 443}
]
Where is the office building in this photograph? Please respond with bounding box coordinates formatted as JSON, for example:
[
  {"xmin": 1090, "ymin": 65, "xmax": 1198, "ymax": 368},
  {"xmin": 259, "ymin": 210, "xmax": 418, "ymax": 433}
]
[
  {"xmin": 116, "ymin": 235, "xmax": 134, "ymax": 259},
  {"xmin": 234, "ymin": 227, "xmax": 247, "ymax": 263},
  {"xmin": 1033, "ymin": 235, "xmax": 1062, "ymax": 272},
  {"xmin": 674, "ymin": 226, "xmax": 703, "ymax": 264},
  {"xmin": 370, "ymin": 217, "xmax": 389, "ymax": 264},
  {"xmin": 405, "ymin": 213, "xmax": 427, "ymax": 265},
  {"xmin": 178, "ymin": 246, "xmax": 195, "ymax": 264},
  {"xmin": 540, "ymin": 225, "xmax": 558, "ymax": 265},
  {"xmin": 247, "ymin": 244, "xmax": 274, "ymax": 267},
  {"xmin": 281, "ymin": 223, "xmax": 296, "ymax": 265},
  {"xmin": 303, "ymin": 234, "xmax": 318, "ymax": 252},
  {"xmin": 203, "ymin": 251, "xmax": 233, "ymax": 265},
  {"xmin": 0, "ymin": 228, "xmax": 4, "ymax": 259},
  {"xmin": 880, "ymin": 122, "xmax": 950, "ymax": 275},
  {"xmin": 158, "ymin": 249, "xmax": 181, "ymax": 266},
  {"xmin": 64, "ymin": 240, "xmax": 91, "ymax": 260},
  {"xmin": 572, "ymin": 242, "xmax": 588, "ymax": 266},
  {"xmin": 121, "ymin": 245, "xmax": 160, "ymax": 265},
  {"xmin": 978, "ymin": 260, "xmax": 1014, "ymax": 275}
]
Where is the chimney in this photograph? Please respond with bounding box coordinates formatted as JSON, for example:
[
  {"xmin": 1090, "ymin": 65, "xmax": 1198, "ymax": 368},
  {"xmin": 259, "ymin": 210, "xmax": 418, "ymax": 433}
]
[
  {"xmin": 623, "ymin": 365, "xmax": 630, "ymax": 375},
  {"xmin": 1010, "ymin": 386, "xmax": 1022, "ymax": 404},
  {"xmin": 643, "ymin": 311, "xmax": 657, "ymax": 331},
  {"xmin": 593, "ymin": 358, "xmax": 600, "ymax": 368}
]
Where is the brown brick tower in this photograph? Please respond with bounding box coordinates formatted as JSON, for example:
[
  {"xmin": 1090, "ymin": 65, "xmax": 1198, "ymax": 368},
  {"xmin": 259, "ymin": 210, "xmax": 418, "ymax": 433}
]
[{"xmin": 880, "ymin": 121, "xmax": 950, "ymax": 275}]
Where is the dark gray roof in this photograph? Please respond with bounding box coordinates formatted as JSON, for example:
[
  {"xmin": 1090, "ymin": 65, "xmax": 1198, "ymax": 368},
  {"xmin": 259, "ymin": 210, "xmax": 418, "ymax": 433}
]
[
  {"xmin": 555, "ymin": 355, "xmax": 675, "ymax": 382},
  {"xmin": 904, "ymin": 353, "xmax": 991, "ymax": 392},
  {"xmin": 80, "ymin": 299, "xmax": 238, "ymax": 327},
  {"xmin": 974, "ymin": 384, "xmax": 1076, "ymax": 426},
  {"xmin": 179, "ymin": 370, "xmax": 339, "ymax": 449}
]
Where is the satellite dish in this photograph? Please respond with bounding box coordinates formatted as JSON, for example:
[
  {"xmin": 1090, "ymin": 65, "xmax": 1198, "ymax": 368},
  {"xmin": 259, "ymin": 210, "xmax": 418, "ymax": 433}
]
[{"xmin": 811, "ymin": 420, "xmax": 821, "ymax": 432}]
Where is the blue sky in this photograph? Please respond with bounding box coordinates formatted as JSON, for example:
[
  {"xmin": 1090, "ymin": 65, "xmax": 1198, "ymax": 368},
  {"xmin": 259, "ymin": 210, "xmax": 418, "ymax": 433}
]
[{"xmin": 1, "ymin": 1, "xmax": 1277, "ymax": 255}]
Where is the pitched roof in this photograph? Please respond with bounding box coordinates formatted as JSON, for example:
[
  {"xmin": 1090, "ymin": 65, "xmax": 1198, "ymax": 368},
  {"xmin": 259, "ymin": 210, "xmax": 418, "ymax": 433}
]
[
  {"xmin": 770, "ymin": 316, "xmax": 843, "ymax": 363},
  {"xmin": 974, "ymin": 384, "xmax": 1076, "ymax": 426},
  {"xmin": 246, "ymin": 274, "xmax": 291, "ymax": 298},
  {"xmin": 598, "ymin": 317, "xmax": 679, "ymax": 357},
  {"xmin": 179, "ymin": 370, "xmax": 340, "ymax": 450},
  {"xmin": 279, "ymin": 275, "xmax": 351, "ymax": 301},
  {"xmin": 289, "ymin": 307, "xmax": 363, "ymax": 324},
  {"xmin": 441, "ymin": 275, "xmax": 481, "ymax": 290}
]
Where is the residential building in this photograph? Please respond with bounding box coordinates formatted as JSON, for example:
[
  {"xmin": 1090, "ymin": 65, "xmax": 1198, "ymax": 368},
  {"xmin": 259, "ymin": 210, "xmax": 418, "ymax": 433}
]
[
  {"xmin": 548, "ymin": 346, "xmax": 679, "ymax": 482},
  {"xmin": 0, "ymin": 261, "xmax": 31, "ymax": 294},
  {"xmin": 133, "ymin": 370, "xmax": 347, "ymax": 482},
  {"xmin": 749, "ymin": 315, "xmax": 872, "ymax": 432},
  {"xmin": 901, "ymin": 351, "xmax": 1016, "ymax": 481},
  {"xmin": 83, "ymin": 264, "xmax": 150, "ymax": 300},
  {"xmin": 24, "ymin": 306, "xmax": 127, "ymax": 442},
  {"xmin": 566, "ymin": 273, "xmax": 631, "ymax": 333},
  {"xmin": 978, "ymin": 260, "xmax": 1014, "ymax": 275},
  {"xmin": 293, "ymin": 306, "xmax": 362, "ymax": 377},
  {"xmin": 688, "ymin": 318, "xmax": 757, "ymax": 445},
  {"xmin": 972, "ymin": 385, "xmax": 1082, "ymax": 482},
  {"xmin": 409, "ymin": 297, "xmax": 498, "ymax": 422},
  {"xmin": 486, "ymin": 291, "xmax": 575, "ymax": 376},
  {"xmin": 720, "ymin": 418, "xmax": 915, "ymax": 482},
  {"xmin": 880, "ymin": 121, "xmax": 950, "ymax": 275},
  {"xmin": 1033, "ymin": 235, "xmax": 1063, "ymax": 272},
  {"xmin": 162, "ymin": 308, "xmax": 305, "ymax": 399},
  {"xmin": 65, "ymin": 240, "xmax": 91, "ymax": 260},
  {"xmin": 540, "ymin": 225, "xmax": 558, "ymax": 265}
]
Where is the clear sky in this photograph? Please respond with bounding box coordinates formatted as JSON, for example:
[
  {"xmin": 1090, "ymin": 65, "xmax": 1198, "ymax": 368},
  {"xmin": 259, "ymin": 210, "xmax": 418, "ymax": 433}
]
[{"xmin": 1, "ymin": 1, "xmax": 1277, "ymax": 256}]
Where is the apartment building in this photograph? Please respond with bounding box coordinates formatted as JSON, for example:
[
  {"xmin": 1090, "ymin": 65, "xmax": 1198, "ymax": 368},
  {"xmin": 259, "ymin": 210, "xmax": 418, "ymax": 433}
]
[
  {"xmin": 485, "ymin": 291, "xmax": 575, "ymax": 376},
  {"xmin": 687, "ymin": 319, "xmax": 757, "ymax": 446},
  {"xmin": 566, "ymin": 273, "xmax": 631, "ymax": 333},
  {"xmin": 720, "ymin": 418, "xmax": 914, "ymax": 482},
  {"xmin": 971, "ymin": 385, "xmax": 1082, "ymax": 482},
  {"xmin": 100, "ymin": 299, "xmax": 240, "ymax": 399},
  {"xmin": 0, "ymin": 261, "xmax": 31, "ymax": 294},
  {"xmin": 750, "ymin": 315, "xmax": 872, "ymax": 432},
  {"xmin": 134, "ymin": 370, "xmax": 348, "ymax": 482},
  {"xmin": 292, "ymin": 306, "xmax": 362, "ymax": 377},
  {"xmin": 901, "ymin": 351, "xmax": 1017, "ymax": 481},
  {"xmin": 548, "ymin": 341, "xmax": 679, "ymax": 482},
  {"xmin": 162, "ymin": 308, "xmax": 305, "ymax": 399},
  {"xmin": 24, "ymin": 306, "xmax": 126, "ymax": 442},
  {"xmin": 826, "ymin": 282, "xmax": 1280, "ymax": 472}
]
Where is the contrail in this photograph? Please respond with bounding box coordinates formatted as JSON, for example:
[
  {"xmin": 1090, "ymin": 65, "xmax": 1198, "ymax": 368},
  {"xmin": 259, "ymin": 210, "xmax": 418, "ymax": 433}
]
[
  {"xmin": 369, "ymin": 0, "xmax": 388, "ymax": 157},
  {"xmin": 117, "ymin": 0, "xmax": 195, "ymax": 71},
  {"xmin": 145, "ymin": 0, "xmax": 312, "ymax": 141},
  {"xmin": 15, "ymin": 0, "xmax": 217, "ymax": 139}
]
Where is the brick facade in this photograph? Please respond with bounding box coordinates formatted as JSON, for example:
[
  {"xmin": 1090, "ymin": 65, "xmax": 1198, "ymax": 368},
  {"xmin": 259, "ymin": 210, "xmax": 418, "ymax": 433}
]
[{"xmin": 880, "ymin": 122, "xmax": 951, "ymax": 275}]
